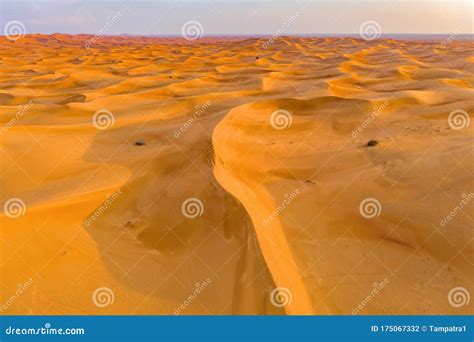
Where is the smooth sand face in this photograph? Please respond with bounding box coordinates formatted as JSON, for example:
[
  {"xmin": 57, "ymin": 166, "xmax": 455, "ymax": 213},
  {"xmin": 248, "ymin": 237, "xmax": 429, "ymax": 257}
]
[{"xmin": 0, "ymin": 34, "xmax": 473, "ymax": 315}]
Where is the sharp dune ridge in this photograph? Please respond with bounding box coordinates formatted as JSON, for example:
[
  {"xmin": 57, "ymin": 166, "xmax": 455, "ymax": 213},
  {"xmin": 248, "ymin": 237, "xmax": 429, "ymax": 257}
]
[{"xmin": 1, "ymin": 34, "xmax": 473, "ymax": 315}]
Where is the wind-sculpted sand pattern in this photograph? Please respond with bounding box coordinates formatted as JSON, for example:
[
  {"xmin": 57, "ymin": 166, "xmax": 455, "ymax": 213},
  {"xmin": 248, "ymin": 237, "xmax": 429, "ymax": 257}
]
[{"xmin": 1, "ymin": 35, "xmax": 473, "ymax": 314}]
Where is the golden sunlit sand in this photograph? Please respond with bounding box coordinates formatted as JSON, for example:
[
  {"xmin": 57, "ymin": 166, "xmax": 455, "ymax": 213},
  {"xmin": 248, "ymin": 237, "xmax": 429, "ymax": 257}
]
[{"xmin": 1, "ymin": 34, "xmax": 473, "ymax": 314}]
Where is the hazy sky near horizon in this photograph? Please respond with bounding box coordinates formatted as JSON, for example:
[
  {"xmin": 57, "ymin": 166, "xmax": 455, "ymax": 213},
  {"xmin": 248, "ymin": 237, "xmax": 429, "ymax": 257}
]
[{"xmin": 1, "ymin": 0, "xmax": 473, "ymax": 35}]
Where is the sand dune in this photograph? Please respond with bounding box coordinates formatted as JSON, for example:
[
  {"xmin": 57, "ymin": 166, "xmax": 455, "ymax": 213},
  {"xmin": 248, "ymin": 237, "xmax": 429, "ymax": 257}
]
[{"xmin": 1, "ymin": 34, "xmax": 473, "ymax": 315}]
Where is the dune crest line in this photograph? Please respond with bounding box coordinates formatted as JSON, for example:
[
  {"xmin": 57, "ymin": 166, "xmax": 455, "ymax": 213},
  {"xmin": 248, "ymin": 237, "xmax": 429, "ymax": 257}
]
[{"xmin": 212, "ymin": 106, "xmax": 318, "ymax": 315}]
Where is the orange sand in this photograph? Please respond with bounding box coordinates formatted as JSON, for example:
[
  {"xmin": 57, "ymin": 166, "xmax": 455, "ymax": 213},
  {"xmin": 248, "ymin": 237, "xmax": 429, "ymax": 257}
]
[{"xmin": 1, "ymin": 34, "xmax": 473, "ymax": 314}]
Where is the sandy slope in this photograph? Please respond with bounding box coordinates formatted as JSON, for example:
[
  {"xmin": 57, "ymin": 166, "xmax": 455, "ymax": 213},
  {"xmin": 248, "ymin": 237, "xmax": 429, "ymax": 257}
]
[{"xmin": 1, "ymin": 34, "xmax": 473, "ymax": 314}]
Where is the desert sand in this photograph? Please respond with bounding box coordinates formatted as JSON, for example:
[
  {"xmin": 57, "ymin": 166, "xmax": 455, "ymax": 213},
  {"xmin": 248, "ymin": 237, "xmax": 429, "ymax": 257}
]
[{"xmin": 0, "ymin": 34, "xmax": 473, "ymax": 315}]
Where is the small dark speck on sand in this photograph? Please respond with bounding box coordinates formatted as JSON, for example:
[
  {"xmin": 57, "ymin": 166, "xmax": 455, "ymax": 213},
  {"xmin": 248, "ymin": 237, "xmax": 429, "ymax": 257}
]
[
  {"xmin": 366, "ymin": 140, "xmax": 379, "ymax": 147},
  {"xmin": 256, "ymin": 56, "xmax": 259, "ymax": 59},
  {"xmin": 135, "ymin": 140, "xmax": 146, "ymax": 146}
]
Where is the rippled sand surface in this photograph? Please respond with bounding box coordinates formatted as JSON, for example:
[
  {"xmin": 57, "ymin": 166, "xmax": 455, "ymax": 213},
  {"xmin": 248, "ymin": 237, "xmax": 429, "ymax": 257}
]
[{"xmin": 1, "ymin": 34, "xmax": 473, "ymax": 314}]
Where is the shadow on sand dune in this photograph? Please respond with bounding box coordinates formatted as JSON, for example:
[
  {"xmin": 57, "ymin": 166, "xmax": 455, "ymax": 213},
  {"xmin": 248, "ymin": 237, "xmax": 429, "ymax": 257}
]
[{"xmin": 81, "ymin": 111, "xmax": 284, "ymax": 314}]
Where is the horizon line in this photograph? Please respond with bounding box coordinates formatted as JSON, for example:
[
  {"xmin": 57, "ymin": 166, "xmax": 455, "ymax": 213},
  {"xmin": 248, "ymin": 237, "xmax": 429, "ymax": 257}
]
[{"xmin": 4, "ymin": 33, "xmax": 474, "ymax": 37}]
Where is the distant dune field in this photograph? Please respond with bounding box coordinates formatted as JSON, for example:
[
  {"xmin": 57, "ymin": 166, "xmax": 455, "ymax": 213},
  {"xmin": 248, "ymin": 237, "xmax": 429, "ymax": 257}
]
[{"xmin": 1, "ymin": 34, "xmax": 473, "ymax": 315}]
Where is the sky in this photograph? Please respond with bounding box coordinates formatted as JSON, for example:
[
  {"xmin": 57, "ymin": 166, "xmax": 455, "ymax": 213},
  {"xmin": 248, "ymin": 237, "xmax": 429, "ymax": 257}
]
[{"xmin": 1, "ymin": 0, "xmax": 473, "ymax": 36}]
